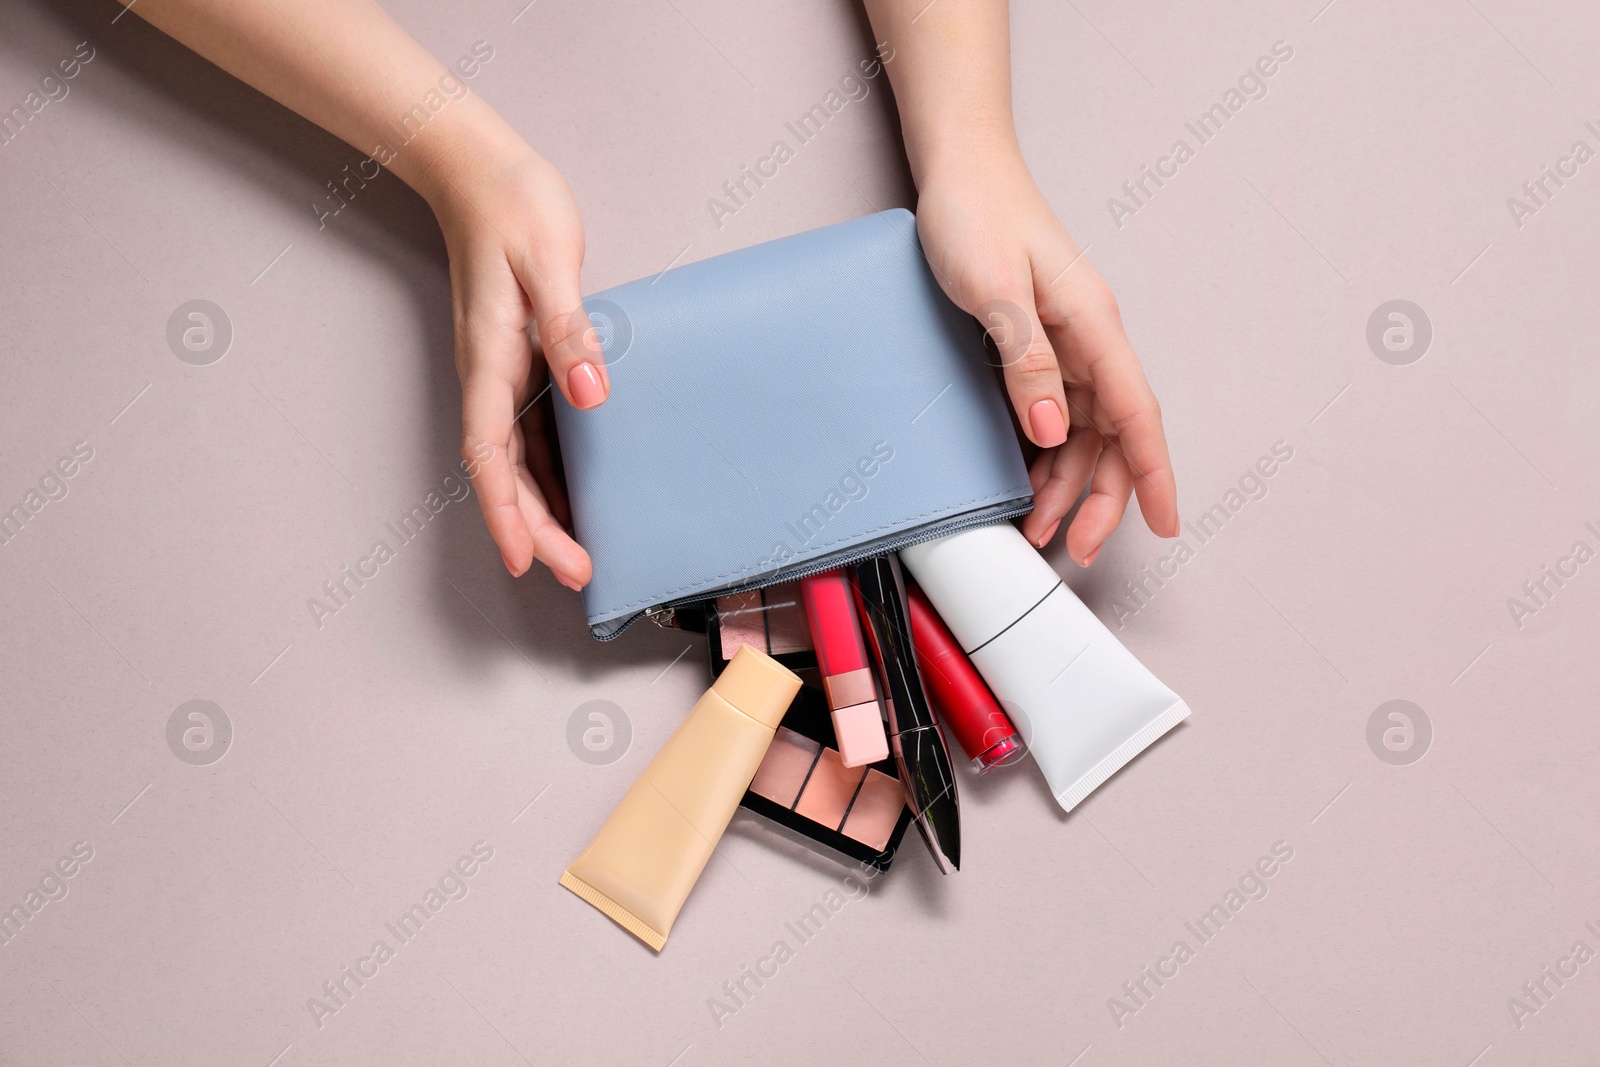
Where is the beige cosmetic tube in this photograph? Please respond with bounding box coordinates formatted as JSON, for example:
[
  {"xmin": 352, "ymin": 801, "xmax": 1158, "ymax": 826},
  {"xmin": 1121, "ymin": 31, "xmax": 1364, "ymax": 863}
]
[{"xmin": 561, "ymin": 644, "xmax": 801, "ymax": 951}]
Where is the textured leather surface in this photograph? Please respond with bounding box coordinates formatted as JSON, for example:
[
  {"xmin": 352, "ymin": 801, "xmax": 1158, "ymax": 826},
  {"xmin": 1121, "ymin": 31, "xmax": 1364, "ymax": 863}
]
[{"xmin": 554, "ymin": 209, "xmax": 1031, "ymax": 637}]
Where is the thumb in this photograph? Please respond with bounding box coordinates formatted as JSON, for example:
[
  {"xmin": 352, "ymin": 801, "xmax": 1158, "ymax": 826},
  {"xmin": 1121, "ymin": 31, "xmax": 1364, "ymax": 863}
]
[
  {"xmin": 513, "ymin": 248, "xmax": 609, "ymax": 411},
  {"xmin": 970, "ymin": 279, "xmax": 1069, "ymax": 450}
]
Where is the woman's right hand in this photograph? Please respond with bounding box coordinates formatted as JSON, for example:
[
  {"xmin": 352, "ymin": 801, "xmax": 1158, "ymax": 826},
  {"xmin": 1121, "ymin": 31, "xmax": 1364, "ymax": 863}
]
[
  {"xmin": 119, "ymin": 0, "xmax": 605, "ymax": 587},
  {"xmin": 427, "ymin": 143, "xmax": 606, "ymax": 589}
]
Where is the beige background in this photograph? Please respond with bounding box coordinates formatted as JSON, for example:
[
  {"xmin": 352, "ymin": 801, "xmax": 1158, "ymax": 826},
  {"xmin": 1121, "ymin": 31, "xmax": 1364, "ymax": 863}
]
[{"xmin": 3, "ymin": 0, "xmax": 1599, "ymax": 1064}]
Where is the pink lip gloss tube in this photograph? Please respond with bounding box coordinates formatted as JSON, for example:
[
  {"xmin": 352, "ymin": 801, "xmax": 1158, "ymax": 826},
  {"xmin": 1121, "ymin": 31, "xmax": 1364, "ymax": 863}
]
[{"xmin": 799, "ymin": 570, "xmax": 889, "ymax": 768}]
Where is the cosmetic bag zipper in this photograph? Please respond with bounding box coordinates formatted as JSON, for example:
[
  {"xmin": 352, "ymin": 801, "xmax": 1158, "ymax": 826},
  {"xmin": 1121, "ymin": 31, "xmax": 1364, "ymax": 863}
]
[{"xmin": 601, "ymin": 499, "xmax": 1034, "ymax": 641}]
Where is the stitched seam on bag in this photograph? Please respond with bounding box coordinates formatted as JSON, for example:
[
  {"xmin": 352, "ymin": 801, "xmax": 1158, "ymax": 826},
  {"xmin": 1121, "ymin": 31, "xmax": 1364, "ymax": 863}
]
[{"xmin": 594, "ymin": 485, "xmax": 1033, "ymax": 617}]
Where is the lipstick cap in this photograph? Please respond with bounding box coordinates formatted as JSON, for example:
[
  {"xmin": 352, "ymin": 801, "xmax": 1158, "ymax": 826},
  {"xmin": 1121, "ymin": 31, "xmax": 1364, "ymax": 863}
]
[
  {"xmin": 833, "ymin": 702, "xmax": 890, "ymax": 767},
  {"xmin": 900, "ymin": 523, "xmax": 1060, "ymax": 652},
  {"xmin": 714, "ymin": 645, "xmax": 803, "ymax": 729}
]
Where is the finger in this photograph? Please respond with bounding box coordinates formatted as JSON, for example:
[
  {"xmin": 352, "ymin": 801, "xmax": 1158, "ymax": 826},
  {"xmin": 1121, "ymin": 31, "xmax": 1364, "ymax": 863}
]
[
  {"xmin": 461, "ymin": 367, "xmax": 535, "ymax": 576},
  {"xmin": 510, "ymin": 244, "xmax": 609, "ymax": 411},
  {"xmin": 1066, "ymin": 444, "xmax": 1134, "ymax": 567},
  {"xmin": 1021, "ymin": 424, "xmax": 1104, "ymax": 548},
  {"xmin": 519, "ymin": 376, "xmax": 573, "ymax": 531},
  {"xmin": 969, "ymin": 275, "xmax": 1070, "ymax": 450},
  {"xmin": 509, "ymin": 459, "xmax": 592, "ymax": 589},
  {"xmin": 1040, "ymin": 292, "xmax": 1178, "ymax": 537}
]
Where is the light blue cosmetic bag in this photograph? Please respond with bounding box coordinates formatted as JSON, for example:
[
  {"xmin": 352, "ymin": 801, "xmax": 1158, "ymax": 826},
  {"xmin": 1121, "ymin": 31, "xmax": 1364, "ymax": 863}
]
[{"xmin": 554, "ymin": 209, "xmax": 1032, "ymax": 640}]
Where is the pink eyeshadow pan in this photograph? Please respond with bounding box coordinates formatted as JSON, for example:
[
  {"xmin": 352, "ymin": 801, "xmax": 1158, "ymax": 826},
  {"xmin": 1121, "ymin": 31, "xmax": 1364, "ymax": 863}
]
[
  {"xmin": 717, "ymin": 591, "xmax": 766, "ymax": 661},
  {"xmin": 749, "ymin": 728, "xmax": 821, "ymax": 807},
  {"xmin": 794, "ymin": 748, "xmax": 867, "ymax": 828},
  {"xmin": 839, "ymin": 768, "xmax": 904, "ymax": 851}
]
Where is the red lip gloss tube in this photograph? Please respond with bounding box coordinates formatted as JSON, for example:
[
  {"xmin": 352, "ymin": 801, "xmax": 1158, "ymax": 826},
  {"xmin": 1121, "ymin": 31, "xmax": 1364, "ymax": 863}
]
[
  {"xmin": 799, "ymin": 570, "xmax": 890, "ymax": 768},
  {"xmin": 906, "ymin": 583, "xmax": 1026, "ymax": 772}
]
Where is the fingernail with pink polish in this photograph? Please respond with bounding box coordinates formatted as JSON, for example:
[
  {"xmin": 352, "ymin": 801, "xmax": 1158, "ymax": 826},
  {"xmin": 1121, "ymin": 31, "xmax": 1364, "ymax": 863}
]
[
  {"xmin": 567, "ymin": 363, "xmax": 607, "ymax": 409},
  {"xmin": 502, "ymin": 552, "xmax": 525, "ymax": 577},
  {"xmin": 1028, "ymin": 399, "xmax": 1067, "ymax": 448},
  {"xmin": 1036, "ymin": 519, "xmax": 1060, "ymax": 547},
  {"xmin": 1081, "ymin": 546, "xmax": 1101, "ymax": 568},
  {"xmin": 556, "ymin": 572, "xmax": 584, "ymax": 591}
]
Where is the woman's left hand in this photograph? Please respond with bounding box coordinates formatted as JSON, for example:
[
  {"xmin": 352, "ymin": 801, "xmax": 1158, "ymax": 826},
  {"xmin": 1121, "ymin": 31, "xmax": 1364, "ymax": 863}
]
[{"xmin": 913, "ymin": 157, "xmax": 1180, "ymax": 566}]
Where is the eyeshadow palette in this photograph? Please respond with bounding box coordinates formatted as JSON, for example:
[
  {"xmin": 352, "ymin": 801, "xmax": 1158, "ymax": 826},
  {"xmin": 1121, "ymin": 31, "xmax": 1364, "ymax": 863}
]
[
  {"xmin": 751, "ymin": 729, "xmax": 905, "ymax": 850},
  {"xmin": 739, "ymin": 685, "xmax": 913, "ymax": 871},
  {"xmin": 705, "ymin": 583, "xmax": 819, "ymax": 682}
]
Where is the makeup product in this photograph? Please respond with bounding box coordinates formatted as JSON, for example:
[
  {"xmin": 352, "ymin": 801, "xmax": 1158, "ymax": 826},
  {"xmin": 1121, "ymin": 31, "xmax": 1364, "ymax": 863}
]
[
  {"xmin": 906, "ymin": 583, "xmax": 1026, "ymax": 772},
  {"xmin": 716, "ymin": 584, "xmax": 810, "ymax": 658},
  {"xmin": 560, "ymin": 645, "xmax": 801, "ymax": 951},
  {"xmin": 799, "ymin": 570, "xmax": 889, "ymax": 768},
  {"xmin": 741, "ymin": 686, "xmax": 913, "ymax": 871},
  {"xmin": 900, "ymin": 523, "xmax": 1189, "ymax": 813},
  {"xmin": 850, "ymin": 556, "xmax": 961, "ymax": 874},
  {"xmin": 704, "ymin": 584, "xmax": 818, "ymax": 682}
]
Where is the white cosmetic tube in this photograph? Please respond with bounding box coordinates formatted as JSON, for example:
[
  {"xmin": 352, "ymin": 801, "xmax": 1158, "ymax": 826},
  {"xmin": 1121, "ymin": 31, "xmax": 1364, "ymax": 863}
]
[{"xmin": 900, "ymin": 523, "xmax": 1188, "ymax": 812}]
